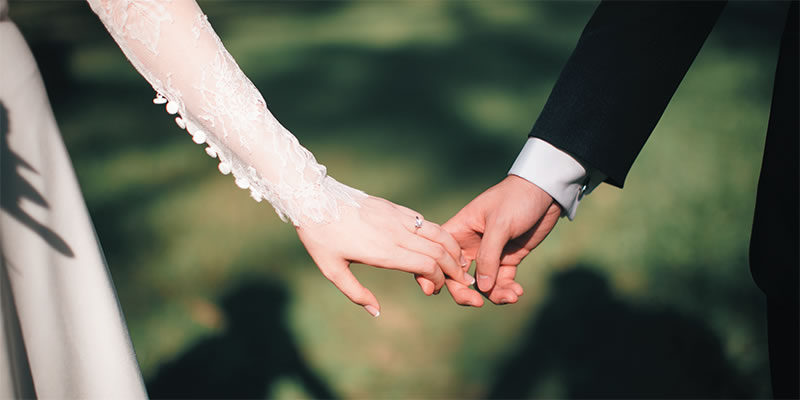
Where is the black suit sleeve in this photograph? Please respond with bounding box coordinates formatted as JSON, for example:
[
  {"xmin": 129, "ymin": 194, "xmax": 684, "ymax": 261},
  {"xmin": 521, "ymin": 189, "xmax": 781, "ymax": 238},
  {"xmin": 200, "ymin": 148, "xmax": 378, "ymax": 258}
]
[{"xmin": 529, "ymin": 1, "xmax": 727, "ymax": 188}]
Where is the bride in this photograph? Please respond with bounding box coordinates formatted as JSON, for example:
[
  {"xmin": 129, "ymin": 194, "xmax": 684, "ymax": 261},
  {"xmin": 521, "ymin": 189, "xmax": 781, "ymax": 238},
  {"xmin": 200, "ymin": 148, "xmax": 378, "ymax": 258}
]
[{"xmin": 0, "ymin": 0, "xmax": 475, "ymax": 397}]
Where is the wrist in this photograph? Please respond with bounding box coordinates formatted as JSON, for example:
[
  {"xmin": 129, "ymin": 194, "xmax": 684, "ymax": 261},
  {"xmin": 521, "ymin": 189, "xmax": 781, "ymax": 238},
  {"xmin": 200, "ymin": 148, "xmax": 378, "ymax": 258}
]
[
  {"xmin": 508, "ymin": 137, "xmax": 603, "ymax": 220},
  {"xmin": 504, "ymin": 174, "xmax": 554, "ymax": 205}
]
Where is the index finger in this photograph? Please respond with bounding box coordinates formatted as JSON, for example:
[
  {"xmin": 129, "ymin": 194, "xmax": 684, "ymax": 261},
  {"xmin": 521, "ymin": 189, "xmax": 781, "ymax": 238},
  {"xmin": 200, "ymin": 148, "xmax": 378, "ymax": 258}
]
[
  {"xmin": 475, "ymin": 218, "xmax": 512, "ymax": 292},
  {"xmin": 414, "ymin": 221, "xmax": 472, "ymax": 280},
  {"xmin": 445, "ymin": 278, "xmax": 484, "ymax": 307},
  {"xmin": 402, "ymin": 233, "xmax": 469, "ymax": 288}
]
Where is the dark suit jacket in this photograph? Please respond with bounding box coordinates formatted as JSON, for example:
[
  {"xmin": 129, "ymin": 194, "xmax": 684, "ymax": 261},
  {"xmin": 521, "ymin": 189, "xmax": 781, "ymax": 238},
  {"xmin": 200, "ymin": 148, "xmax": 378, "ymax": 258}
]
[
  {"xmin": 528, "ymin": 0, "xmax": 798, "ymax": 301},
  {"xmin": 529, "ymin": 1, "xmax": 726, "ymax": 188}
]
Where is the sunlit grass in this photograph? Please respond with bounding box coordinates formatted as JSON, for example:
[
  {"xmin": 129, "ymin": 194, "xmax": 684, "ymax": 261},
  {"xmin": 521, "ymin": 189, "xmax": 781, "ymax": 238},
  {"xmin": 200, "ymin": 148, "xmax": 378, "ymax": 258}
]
[{"xmin": 13, "ymin": 0, "xmax": 784, "ymax": 397}]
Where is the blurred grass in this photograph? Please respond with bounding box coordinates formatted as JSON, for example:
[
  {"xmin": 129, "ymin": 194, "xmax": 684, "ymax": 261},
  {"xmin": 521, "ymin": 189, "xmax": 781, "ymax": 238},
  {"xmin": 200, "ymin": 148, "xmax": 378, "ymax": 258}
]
[{"xmin": 11, "ymin": 0, "xmax": 787, "ymax": 398}]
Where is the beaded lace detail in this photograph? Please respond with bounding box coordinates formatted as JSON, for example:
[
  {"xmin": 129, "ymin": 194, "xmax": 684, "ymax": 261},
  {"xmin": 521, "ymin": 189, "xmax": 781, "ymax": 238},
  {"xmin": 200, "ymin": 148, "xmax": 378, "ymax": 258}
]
[{"xmin": 86, "ymin": 0, "xmax": 365, "ymax": 225}]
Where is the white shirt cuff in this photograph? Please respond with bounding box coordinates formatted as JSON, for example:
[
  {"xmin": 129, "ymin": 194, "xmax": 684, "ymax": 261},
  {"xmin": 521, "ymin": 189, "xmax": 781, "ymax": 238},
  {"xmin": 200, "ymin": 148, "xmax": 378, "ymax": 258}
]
[{"xmin": 508, "ymin": 138, "xmax": 605, "ymax": 220}]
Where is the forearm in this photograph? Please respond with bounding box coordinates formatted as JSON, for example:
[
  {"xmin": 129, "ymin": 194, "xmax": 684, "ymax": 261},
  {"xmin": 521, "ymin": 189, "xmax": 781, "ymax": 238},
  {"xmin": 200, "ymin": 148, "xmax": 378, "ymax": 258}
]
[
  {"xmin": 530, "ymin": 0, "xmax": 726, "ymax": 187},
  {"xmin": 87, "ymin": 0, "xmax": 365, "ymax": 225}
]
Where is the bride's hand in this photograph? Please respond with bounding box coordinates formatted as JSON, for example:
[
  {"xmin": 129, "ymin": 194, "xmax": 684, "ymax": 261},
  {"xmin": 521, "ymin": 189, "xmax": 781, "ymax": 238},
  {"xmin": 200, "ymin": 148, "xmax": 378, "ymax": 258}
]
[{"xmin": 295, "ymin": 196, "xmax": 475, "ymax": 316}]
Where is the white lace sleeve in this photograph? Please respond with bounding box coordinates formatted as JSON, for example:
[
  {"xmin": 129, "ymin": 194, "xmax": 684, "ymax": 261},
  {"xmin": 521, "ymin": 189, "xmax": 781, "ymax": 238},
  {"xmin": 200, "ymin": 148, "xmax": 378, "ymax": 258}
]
[{"xmin": 86, "ymin": 0, "xmax": 366, "ymax": 226}]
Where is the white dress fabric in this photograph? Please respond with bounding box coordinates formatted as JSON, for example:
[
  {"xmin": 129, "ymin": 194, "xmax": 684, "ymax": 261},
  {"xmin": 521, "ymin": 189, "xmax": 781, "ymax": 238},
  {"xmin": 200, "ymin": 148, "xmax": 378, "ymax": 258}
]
[
  {"xmin": 0, "ymin": 0, "xmax": 147, "ymax": 397},
  {"xmin": 85, "ymin": 0, "xmax": 366, "ymax": 226},
  {"xmin": 1, "ymin": 0, "xmax": 362, "ymax": 397}
]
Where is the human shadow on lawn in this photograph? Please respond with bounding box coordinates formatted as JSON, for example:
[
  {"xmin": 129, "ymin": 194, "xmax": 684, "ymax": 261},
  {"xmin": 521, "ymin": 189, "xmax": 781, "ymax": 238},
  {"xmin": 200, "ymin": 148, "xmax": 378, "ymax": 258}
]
[
  {"xmin": 488, "ymin": 266, "xmax": 755, "ymax": 399},
  {"xmin": 147, "ymin": 278, "xmax": 337, "ymax": 399}
]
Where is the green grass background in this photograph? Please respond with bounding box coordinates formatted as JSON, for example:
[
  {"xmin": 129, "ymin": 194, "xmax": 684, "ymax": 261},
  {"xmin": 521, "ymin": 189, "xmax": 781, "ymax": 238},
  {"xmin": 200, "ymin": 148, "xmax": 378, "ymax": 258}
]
[{"xmin": 12, "ymin": 0, "xmax": 788, "ymax": 397}]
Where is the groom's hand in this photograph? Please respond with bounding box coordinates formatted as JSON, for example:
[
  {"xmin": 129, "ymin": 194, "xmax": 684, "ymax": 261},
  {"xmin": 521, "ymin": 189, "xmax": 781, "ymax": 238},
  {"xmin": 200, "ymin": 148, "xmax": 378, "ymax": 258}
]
[{"xmin": 442, "ymin": 175, "xmax": 561, "ymax": 306}]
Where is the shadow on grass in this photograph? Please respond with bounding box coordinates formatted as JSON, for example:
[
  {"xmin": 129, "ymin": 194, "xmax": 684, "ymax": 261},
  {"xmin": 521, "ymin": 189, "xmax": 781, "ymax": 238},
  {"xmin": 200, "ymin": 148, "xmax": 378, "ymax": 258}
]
[
  {"xmin": 488, "ymin": 266, "xmax": 756, "ymax": 399},
  {"xmin": 35, "ymin": 0, "xmax": 593, "ymax": 281},
  {"xmin": 11, "ymin": 1, "xmax": 783, "ymax": 396},
  {"xmin": 29, "ymin": 0, "xmax": 787, "ymax": 273},
  {"xmin": 256, "ymin": 3, "xmax": 580, "ymax": 187},
  {"xmin": 146, "ymin": 278, "xmax": 338, "ymax": 399}
]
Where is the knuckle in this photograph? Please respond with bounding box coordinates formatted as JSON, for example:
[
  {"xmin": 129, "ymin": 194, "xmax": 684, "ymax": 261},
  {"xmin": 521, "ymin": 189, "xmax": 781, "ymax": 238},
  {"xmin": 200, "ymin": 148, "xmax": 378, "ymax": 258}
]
[
  {"xmin": 433, "ymin": 246, "xmax": 447, "ymax": 261},
  {"xmin": 476, "ymin": 254, "xmax": 493, "ymax": 267},
  {"xmin": 446, "ymin": 240, "xmax": 460, "ymax": 253},
  {"xmin": 423, "ymin": 259, "xmax": 438, "ymax": 275},
  {"xmin": 322, "ymin": 267, "xmax": 344, "ymax": 284},
  {"xmin": 455, "ymin": 296, "xmax": 473, "ymax": 306},
  {"xmin": 351, "ymin": 290, "xmax": 369, "ymax": 304},
  {"xmin": 320, "ymin": 267, "xmax": 336, "ymax": 281},
  {"xmin": 347, "ymin": 295, "xmax": 366, "ymax": 306}
]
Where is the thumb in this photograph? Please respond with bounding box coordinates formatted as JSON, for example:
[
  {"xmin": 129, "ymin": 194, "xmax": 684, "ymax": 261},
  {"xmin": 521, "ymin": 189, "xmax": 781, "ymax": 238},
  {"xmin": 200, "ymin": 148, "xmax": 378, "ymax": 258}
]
[
  {"xmin": 319, "ymin": 258, "xmax": 381, "ymax": 317},
  {"xmin": 475, "ymin": 217, "xmax": 511, "ymax": 292},
  {"xmin": 415, "ymin": 274, "xmax": 437, "ymax": 296}
]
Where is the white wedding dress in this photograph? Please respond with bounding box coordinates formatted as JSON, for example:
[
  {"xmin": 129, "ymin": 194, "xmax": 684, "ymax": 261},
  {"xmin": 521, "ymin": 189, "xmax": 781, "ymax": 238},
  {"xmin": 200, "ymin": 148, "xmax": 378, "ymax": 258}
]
[{"xmin": 0, "ymin": 0, "xmax": 364, "ymax": 397}]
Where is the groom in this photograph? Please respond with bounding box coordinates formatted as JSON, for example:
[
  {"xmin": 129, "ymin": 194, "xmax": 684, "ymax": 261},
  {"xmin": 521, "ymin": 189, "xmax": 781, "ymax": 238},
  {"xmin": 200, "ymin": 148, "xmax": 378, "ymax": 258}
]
[{"xmin": 441, "ymin": 1, "xmax": 798, "ymax": 398}]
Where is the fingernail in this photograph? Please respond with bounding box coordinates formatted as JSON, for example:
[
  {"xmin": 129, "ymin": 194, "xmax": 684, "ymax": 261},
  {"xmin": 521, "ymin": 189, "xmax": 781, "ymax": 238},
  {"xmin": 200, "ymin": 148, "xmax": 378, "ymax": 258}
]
[
  {"xmin": 478, "ymin": 275, "xmax": 491, "ymax": 291},
  {"xmin": 460, "ymin": 255, "xmax": 467, "ymax": 267},
  {"xmin": 364, "ymin": 305, "xmax": 380, "ymax": 317},
  {"xmin": 463, "ymin": 272, "xmax": 476, "ymax": 286}
]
